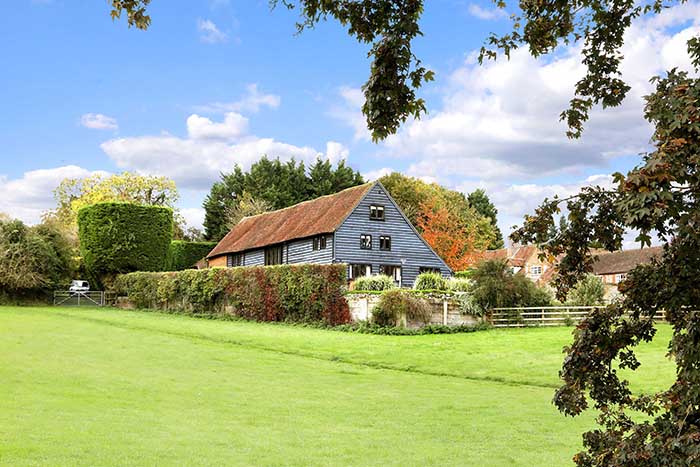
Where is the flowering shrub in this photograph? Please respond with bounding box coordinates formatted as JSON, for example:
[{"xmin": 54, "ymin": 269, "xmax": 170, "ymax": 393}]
[{"xmin": 114, "ymin": 264, "xmax": 350, "ymax": 325}]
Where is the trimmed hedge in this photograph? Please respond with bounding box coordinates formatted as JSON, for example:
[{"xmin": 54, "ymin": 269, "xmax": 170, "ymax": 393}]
[
  {"xmin": 166, "ymin": 241, "xmax": 217, "ymax": 271},
  {"xmin": 113, "ymin": 264, "xmax": 350, "ymax": 325},
  {"xmin": 78, "ymin": 203, "xmax": 173, "ymax": 284}
]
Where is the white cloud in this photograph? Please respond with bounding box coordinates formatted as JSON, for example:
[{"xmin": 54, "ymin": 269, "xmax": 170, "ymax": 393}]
[
  {"xmin": 0, "ymin": 166, "xmax": 107, "ymax": 224},
  {"xmin": 186, "ymin": 112, "xmax": 248, "ymax": 140},
  {"xmin": 369, "ymin": 2, "xmax": 700, "ymax": 185},
  {"xmin": 467, "ymin": 4, "xmax": 507, "ymax": 20},
  {"xmin": 195, "ymin": 84, "xmax": 281, "ymax": 114},
  {"xmin": 80, "ymin": 113, "xmax": 118, "ymax": 130},
  {"xmin": 100, "ymin": 113, "xmax": 347, "ymax": 190},
  {"xmin": 362, "ymin": 167, "xmax": 393, "ymax": 181},
  {"xmin": 197, "ymin": 19, "xmax": 228, "ymax": 44},
  {"xmin": 180, "ymin": 207, "xmax": 206, "ymax": 230},
  {"xmin": 329, "ymin": 86, "xmax": 371, "ymax": 141},
  {"xmin": 325, "ymin": 141, "xmax": 349, "ymax": 164}
]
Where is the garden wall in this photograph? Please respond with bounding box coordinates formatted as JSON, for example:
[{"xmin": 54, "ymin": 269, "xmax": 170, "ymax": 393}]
[{"xmin": 346, "ymin": 293, "xmax": 479, "ymax": 328}]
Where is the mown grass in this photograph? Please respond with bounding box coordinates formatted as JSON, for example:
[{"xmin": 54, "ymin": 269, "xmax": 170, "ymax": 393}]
[{"xmin": 0, "ymin": 306, "xmax": 675, "ymax": 466}]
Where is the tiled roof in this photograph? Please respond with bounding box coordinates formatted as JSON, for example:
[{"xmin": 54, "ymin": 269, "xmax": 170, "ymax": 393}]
[
  {"xmin": 592, "ymin": 246, "xmax": 663, "ymax": 275},
  {"xmin": 480, "ymin": 245, "xmax": 537, "ymax": 267},
  {"xmin": 207, "ymin": 183, "xmax": 374, "ymax": 258}
]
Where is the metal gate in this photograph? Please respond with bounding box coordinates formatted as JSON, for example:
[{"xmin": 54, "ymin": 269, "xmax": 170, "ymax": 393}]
[{"xmin": 53, "ymin": 291, "xmax": 108, "ymax": 307}]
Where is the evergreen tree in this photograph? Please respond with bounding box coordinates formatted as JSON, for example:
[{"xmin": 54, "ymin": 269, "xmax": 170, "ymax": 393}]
[
  {"xmin": 467, "ymin": 189, "xmax": 504, "ymax": 249},
  {"xmin": 203, "ymin": 156, "xmax": 364, "ymax": 241}
]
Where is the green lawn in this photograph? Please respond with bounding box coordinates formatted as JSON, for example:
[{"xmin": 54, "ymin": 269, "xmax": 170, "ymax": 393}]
[{"xmin": 0, "ymin": 306, "xmax": 675, "ymax": 466}]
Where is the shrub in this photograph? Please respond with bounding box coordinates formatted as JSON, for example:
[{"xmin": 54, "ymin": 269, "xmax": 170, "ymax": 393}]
[
  {"xmin": 413, "ymin": 272, "xmax": 447, "ymax": 291},
  {"xmin": 565, "ymin": 274, "xmax": 606, "ymax": 306},
  {"xmin": 333, "ymin": 321, "xmax": 492, "ymax": 335},
  {"xmin": 353, "ymin": 274, "xmax": 395, "ymax": 291},
  {"xmin": 469, "ymin": 259, "xmax": 554, "ymax": 314},
  {"xmin": 78, "ymin": 202, "xmax": 173, "ymax": 286},
  {"xmin": 0, "ymin": 217, "xmax": 75, "ymax": 298},
  {"xmin": 447, "ymin": 277, "xmax": 472, "ymax": 292},
  {"xmin": 372, "ymin": 289, "xmax": 432, "ymax": 327},
  {"xmin": 113, "ymin": 264, "xmax": 350, "ymax": 326},
  {"xmin": 166, "ymin": 240, "xmax": 217, "ymax": 271},
  {"xmin": 454, "ymin": 270, "xmax": 474, "ymax": 279}
]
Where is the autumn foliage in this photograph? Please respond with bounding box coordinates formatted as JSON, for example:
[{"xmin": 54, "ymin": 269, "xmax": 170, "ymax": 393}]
[{"xmin": 417, "ymin": 198, "xmax": 486, "ymax": 271}]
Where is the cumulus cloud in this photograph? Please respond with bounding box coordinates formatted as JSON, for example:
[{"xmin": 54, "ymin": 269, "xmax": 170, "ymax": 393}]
[
  {"xmin": 100, "ymin": 113, "xmax": 347, "ymax": 190},
  {"xmin": 0, "ymin": 166, "xmax": 107, "ymax": 224},
  {"xmin": 80, "ymin": 113, "xmax": 118, "ymax": 130},
  {"xmin": 186, "ymin": 112, "xmax": 248, "ymax": 140},
  {"xmin": 328, "ymin": 86, "xmax": 371, "ymax": 141},
  {"xmin": 180, "ymin": 207, "xmax": 206, "ymax": 230},
  {"xmin": 197, "ymin": 19, "xmax": 228, "ymax": 44},
  {"xmin": 467, "ymin": 4, "xmax": 507, "ymax": 20},
  {"xmin": 378, "ymin": 4, "xmax": 700, "ymax": 184},
  {"xmin": 195, "ymin": 84, "xmax": 281, "ymax": 114}
]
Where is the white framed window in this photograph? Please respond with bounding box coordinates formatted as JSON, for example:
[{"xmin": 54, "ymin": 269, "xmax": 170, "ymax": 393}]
[
  {"xmin": 369, "ymin": 205, "xmax": 385, "ymax": 221},
  {"xmin": 530, "ymin": 265, "xmax": 542, "ymax": 275},
  {"xmin": 615, "ymin": 273, "xmax": 627, "ymax": 283},
  {"xmin": 360, "ymin": 234, "xmax": 372, "ymax": 250}
]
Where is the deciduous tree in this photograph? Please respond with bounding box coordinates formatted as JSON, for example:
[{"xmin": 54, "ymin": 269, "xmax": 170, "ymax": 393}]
[{"xmin": 48, "ymin": 172, "xmax": 179, "ymax": 229}]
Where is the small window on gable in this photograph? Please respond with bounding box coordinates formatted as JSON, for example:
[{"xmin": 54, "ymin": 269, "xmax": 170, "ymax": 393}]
[
  {"xmin": 313, "ymin": 235, "xmax": 328, "ymax": 251},
  {"xmin": 379, "ymin": 235, "xmax": 391, "ymax": 251},
  {"xmin": 360, "ymin": 234, "xmax": 372, "ymax": 250},
  {"xmin": 369, "ymin": 205, "xmax": 385, "ymax": 221},
  {"xmin": 530, "ymin": 265, "xmax": 542, "ymax": 275}
]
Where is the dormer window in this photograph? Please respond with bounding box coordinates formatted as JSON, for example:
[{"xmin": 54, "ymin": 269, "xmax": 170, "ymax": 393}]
[{"xmin": 369, "ymin": 205, "xmax": 385, "ymax": 221}]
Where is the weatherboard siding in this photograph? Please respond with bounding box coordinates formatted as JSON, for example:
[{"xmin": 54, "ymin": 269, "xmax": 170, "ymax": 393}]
[
  {"xmin": 287, "ymin": 235, "xmax": 333, "ymax": 264},
  {"xmin": 334, "ymin": 184, "xmax": 451, "ymax": 287}
]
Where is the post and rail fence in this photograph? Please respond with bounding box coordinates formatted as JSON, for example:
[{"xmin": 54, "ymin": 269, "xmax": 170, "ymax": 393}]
[{"xmin": 488, "ymin": 306, "xmax": 667, "ymax": 328}]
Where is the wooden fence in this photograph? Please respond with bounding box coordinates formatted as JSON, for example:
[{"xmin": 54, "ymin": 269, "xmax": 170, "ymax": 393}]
[{"xmin": 489, "ymin": 306, "xmax": 666, "ymax": 328}]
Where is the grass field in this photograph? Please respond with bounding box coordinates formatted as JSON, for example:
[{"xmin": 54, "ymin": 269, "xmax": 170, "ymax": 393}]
[{"xmin": 0, "ymin": 306, "xmax": 675, "ymax": 466}]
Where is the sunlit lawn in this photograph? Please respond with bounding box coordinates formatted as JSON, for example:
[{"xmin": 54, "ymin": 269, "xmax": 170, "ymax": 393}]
[{"xmin": 0, "ymin": 306, "xmax": 675, "ymax": 466}]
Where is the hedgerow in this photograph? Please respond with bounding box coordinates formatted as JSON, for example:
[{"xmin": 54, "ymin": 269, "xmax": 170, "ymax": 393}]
[
  {"xmin": 78, "ymin": 202, "xmax": 173, "ymax": 286},
  {"xmin": 166, "ymin": 240, "xmax": 217, "ymax": 271},
  {"xmin": 113, "ymin": 264, "xmax": 350, "ymax": 325}
]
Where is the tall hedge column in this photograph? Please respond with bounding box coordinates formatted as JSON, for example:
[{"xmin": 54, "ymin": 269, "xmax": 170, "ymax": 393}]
[{"xmin": 78, "ymin": 202, "xmax": 173, "ymax": 286}]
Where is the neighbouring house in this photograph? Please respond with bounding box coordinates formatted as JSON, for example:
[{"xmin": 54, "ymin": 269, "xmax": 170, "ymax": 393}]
[
  {"xmin": 206, "ymin": 181, "xmax": 452, "ymax": 287},
  {"xmin": 481, "ymin": 245, "xmax": 555, "ymax": 283},
  {"xmin": 592, "ymin": 246, "xmax": 663, "ymax": 301}
]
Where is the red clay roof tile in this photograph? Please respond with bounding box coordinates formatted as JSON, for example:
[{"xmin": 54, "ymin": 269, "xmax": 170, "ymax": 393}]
[{"xmin": 207, "ymin": 183, "xmax": 374, "ymax": 258}]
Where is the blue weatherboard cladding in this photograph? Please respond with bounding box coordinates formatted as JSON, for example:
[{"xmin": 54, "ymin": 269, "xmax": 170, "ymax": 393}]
[
  {"xmin": 235, "ymin": 235, "xmax": 334, "ymax": 267},
  {"xmin": 334, "ymin": 183, "xmax": 451, "ymax": 287}
]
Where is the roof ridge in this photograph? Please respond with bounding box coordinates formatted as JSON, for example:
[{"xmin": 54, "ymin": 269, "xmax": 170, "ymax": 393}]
[{"xmin": 237, "ymin": 182, "xmax": 374, "ymax": 223}]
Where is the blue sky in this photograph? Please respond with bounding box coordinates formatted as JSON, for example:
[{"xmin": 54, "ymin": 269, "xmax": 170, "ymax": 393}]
[{"xmin": 1, "ymin": 0, "xmax": 699, "ymax": 242}]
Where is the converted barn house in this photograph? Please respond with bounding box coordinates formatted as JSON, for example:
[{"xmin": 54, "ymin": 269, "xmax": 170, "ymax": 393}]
[{"xmin": 206, "ymin": 181, "xmax": 452, "ymax": 287}]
